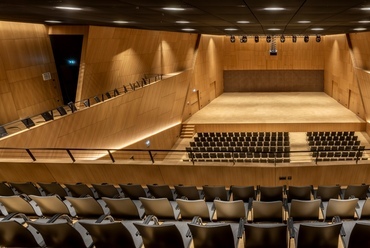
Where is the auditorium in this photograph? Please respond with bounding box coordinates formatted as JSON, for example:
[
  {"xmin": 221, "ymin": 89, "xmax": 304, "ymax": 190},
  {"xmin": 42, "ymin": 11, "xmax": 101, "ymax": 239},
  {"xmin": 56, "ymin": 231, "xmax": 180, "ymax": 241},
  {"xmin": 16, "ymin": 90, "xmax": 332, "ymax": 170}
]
[{"xmin": 0, "ymin": 1, "xmax": 369, "ymax": 247}]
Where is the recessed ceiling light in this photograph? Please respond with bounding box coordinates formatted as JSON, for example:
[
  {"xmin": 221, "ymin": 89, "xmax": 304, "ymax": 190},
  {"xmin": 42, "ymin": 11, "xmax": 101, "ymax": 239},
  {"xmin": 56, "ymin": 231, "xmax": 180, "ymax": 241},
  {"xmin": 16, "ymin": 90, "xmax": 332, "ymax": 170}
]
[
  {"xmin": 267, "ymin": 28, "xmax": 280, "ymax": 31},
  {"xmin": 360, "ymin": 7, "xmax": 370, "ymax": 11},
  {"xmin": 298, "ymin": 20, "xmax": 311, "ymax": 24},
  {"xmin": 264, "ymin": 7, "xmax": 285, "ymax": 11},
  {"xmin": 358, "ymin": 20, "xmax": 370, "ymax": 23},
  {"xmin": 55, "ymin": 6, "xmax": 82, "ymax": 11},
  {"xmin": 45, "ymin": 20, "xmax": 62, "ymax": 24},
  {"xmin": 224, "ymin": 28, "xmax": 238, "ymax": 31},
  {"xmin": 311, "ymin": 28, "xmax": 324, "ymax": 31},
  {"xmin": 182, "ymin": 28, "xmax": 195, "ymax": 32},
  {"xmin": 237, "ymin": 21, "xmax": 250, "ymax": 24},
  {"xmin": 113, "ymin": 21, "xmax": 129, "ymax": 24},
  {"xmin": 162, "ymin": 7, "xmax": 185, "ymax": 11},
  {"xmin": 353, "ymin": 27, "xmax": 367, "ymax": 31},
  {"xmin": 176, "ymin": 21, "xmax": 190, "ymax": 24}
]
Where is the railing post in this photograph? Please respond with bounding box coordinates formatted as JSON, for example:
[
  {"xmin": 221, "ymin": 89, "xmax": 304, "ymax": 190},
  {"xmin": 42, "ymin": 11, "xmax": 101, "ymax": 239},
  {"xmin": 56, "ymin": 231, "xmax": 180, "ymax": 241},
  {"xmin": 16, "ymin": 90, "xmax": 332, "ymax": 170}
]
[
  {"xmin": 26, "ymin": 149, "xmax": 36, "ymax": 161},
  {"xmin": 66, "ymin": 149, "xmax": 76, "ymax": 162},
  {"xmin": 148, "ymin": 150, "xmax": 154, "ymax": 163},
  {"xmin": 108, "ymin": 150, "xmax": 115, "ymax": 163}
]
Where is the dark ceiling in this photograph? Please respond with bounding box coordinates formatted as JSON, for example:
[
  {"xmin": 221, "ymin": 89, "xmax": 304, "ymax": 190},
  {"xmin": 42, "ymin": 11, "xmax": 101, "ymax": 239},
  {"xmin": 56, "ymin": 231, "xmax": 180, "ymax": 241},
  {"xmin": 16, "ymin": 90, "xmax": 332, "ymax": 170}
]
[{"xmin": 1, "ymin": 0, "xmax": 370, "ymax": 36}]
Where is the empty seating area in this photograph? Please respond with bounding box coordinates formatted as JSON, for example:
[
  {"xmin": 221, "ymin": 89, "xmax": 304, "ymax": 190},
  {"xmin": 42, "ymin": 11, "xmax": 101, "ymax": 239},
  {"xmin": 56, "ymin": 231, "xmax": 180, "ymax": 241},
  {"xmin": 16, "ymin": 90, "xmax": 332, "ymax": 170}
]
[
  {"xmin": 0, "ymin": 181, "xmax": 369, "ymax": 247},
  {"xmin": 186, "ymin": 131, "xmax": 290, "ymax": 163},
  {"xmin": 307, "ymin": 131, "xmax": 367, "ymax": 162}
]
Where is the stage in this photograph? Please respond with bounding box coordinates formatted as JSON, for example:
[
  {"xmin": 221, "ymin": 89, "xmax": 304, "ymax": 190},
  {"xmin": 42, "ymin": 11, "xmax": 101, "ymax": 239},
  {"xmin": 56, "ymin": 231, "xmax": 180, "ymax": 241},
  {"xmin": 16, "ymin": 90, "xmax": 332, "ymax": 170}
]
[{"xmin": 185, "ymin": 92, "xmax": 366, "ymax": 132}]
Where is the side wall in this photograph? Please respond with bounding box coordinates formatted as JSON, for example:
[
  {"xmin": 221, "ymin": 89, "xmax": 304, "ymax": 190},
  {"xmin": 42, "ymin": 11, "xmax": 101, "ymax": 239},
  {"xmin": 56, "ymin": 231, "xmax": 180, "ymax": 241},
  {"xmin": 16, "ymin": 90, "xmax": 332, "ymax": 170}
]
[{"xmin": 0, "ymin": 22, "xmax": 62, "ymax": 125}]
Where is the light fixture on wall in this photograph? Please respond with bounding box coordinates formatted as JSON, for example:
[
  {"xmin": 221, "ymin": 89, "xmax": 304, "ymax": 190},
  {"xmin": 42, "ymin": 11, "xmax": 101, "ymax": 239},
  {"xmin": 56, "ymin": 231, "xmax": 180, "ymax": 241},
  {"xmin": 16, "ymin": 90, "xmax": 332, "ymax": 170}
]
[
  {"xmin": 280, "ymin": 35, "xmax": 285, "ymax": 43},
  {"xmin": 266, "ymin": 35, "xmax": 272, "ymax": 43},
  {"xmin": 316, "ymin": 35, "xmax": 321, "ymax": 42},
  {"xmin": 292, "ymin": 35, "xmax": 297, "ymax": 43},
  {"xmin": 254, "ymin": 35, "xmax": 259, "ymax": 43},
  {"xmin": 230, "ymin": 35, "xmax": 236, "ymax": 43},
  {"xmin": 240, "ymin": 35, "xmax": 247, "ymax": 43},
  {"xmin": 304, "ymin": 35, "xmax": 309, "ymax": 43},
  {"xmin": 145, "ymin": 140, "xmax": 151, "ymax": 147}
]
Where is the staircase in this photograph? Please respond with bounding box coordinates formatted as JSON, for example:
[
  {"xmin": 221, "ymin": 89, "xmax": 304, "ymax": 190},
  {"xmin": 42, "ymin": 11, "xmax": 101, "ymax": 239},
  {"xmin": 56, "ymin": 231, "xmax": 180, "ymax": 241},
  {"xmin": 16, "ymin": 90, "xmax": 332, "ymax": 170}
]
[{"xmin": 180, "ymin": 124, "xmax": 195, "ymax": 138}]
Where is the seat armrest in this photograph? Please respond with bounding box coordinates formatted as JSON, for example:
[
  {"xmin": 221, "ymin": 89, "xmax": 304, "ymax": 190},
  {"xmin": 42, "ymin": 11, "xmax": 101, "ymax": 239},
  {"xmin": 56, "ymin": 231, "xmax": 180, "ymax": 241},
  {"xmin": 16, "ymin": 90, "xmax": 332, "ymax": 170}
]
[
  {"xmin": 287, "ymin": 217, "xmax": 295, "ymax": 239},
  {"xmin": 237, "ymin": 218, "xmax": 244, "ymax": 239}
]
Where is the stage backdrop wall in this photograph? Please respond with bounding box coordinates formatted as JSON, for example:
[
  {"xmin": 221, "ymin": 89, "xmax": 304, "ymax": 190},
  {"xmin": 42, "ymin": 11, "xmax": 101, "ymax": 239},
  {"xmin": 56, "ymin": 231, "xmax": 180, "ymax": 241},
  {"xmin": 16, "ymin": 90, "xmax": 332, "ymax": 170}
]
[{"xmin": 223, "ymin": 70, "xmax": 324, "ymax": 92}]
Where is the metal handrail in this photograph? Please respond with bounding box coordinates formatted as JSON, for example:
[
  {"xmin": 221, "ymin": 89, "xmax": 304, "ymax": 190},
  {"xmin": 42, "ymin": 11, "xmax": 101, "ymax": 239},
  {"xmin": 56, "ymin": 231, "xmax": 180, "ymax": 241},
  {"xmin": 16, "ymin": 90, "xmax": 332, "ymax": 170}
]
[{"xmin": 0, "ymin": 146, "xmax": 368, "ymax": 165}]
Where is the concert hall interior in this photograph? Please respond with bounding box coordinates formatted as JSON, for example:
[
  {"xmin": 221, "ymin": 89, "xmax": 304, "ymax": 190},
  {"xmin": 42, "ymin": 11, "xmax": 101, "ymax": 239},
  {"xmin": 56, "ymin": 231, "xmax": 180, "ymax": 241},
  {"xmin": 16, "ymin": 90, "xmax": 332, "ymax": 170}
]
[{"xmin": 2, "ymin": 2, "xmax": 370, "ymax": 247}]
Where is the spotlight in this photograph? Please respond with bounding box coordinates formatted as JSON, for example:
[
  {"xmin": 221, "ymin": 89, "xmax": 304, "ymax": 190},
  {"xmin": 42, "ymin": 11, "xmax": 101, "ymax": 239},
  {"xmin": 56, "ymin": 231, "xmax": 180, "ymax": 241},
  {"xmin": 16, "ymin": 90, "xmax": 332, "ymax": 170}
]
[
  {"xmin": 304, "ymin": 35, "xmax": 309, "ymax": 43},
  {"xmin": 230, "ymin": 35, "xmax": 236, "ymax": 43},
  {"xmin": 266, "ymin": 35, "xmax": 272, "ymax": 43},
  {"xmin": 316, "ymin": 35, "xmax": 321, "ymax": 42},
  {"xmin": 240, "ymin": 35, "xmax": 247, "ymax": 43},
  {"xmin": 280, "ymin": 35, "xmax": 285, "ymax": 43},
  {"xmin": 292, "ymin": 35, "xmax": 297, "ymax": 43},
  {"xmin": 254, "ymin": 35, "xmax": 259, "ymax": 43}
]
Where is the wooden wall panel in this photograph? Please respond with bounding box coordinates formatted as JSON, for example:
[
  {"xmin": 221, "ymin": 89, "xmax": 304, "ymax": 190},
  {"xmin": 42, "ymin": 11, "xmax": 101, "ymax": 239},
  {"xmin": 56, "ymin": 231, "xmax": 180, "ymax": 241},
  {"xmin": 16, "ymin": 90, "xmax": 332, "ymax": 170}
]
[
  {"xmin": 223, "ymin": 36, "xmax": 324, "ymax": 70},
  {"xmin": 0, "ymin": 161, "xmax": 370, "ymax": 187},
  {"xmin": 79, "ymin": 26, "xmax": 197, "ymax": 101},
  {"xmin": 324, "ymin": 34, "xmax": 366, "ymax": 121},
  {"xmin": 183, "ymin": 35, "xmax": 224, "ymax": 121},
  {"xmin": 0, "ymin": 21, "xmax": 63, "ymax": 124}
]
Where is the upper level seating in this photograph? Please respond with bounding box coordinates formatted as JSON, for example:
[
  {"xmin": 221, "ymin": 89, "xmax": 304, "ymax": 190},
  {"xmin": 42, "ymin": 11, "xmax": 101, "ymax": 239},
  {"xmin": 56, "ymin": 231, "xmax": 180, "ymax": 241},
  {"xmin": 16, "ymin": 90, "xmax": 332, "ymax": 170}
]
[
  {"xmin": 187, "ymin": 131, "xmax": 290, "ymax": 163},
  {"xmin": 306, "ymin": 131, "xmax": 367, "ymax": 162}
]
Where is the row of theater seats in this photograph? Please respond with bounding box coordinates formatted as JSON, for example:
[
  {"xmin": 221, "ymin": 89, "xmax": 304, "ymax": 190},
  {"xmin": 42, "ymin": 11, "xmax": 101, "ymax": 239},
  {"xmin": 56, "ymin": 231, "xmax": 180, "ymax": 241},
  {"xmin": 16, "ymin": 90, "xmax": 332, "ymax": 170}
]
[
  {"xmin": 190, "ymin": 140, "xmax": 290, "ymax": 147},
  {"xmin": 197, "ymin": 131, "xmax": 290, "ymax": 138},
  {"xmin": 307, "ymin": 131, "xmax": 366, "ymax": 161},
  {"xmin": 0, "ymin": 182, "xmax": 369, "ymax": 247},
  {"xmin": 188, "ymin": 131, "xmax": 290, "ymax": 163},
  {"xmin": 195, "ymin": 135, "xmax": 289, "ymax": 142}
]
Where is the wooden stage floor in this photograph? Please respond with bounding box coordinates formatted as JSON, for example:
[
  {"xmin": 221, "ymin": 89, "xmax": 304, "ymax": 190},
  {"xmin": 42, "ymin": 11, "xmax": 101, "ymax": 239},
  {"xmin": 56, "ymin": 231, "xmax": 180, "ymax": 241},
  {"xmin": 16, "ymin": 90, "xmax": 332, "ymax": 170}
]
[{"xmin": 185, "ymin": 92, "xmax": 366, "ymax": 132}]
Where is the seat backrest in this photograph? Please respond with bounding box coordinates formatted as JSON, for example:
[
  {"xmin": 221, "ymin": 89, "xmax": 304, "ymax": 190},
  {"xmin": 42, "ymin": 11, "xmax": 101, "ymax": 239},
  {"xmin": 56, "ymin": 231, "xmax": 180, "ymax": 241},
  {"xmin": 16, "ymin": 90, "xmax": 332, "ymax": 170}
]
[
  {"xmin": 360, "ymin": 199, "xmax": 370, "ymax": 219},
  {"xmin": 80, "ymin": 221, "xmax": 139, "ymax": 248},
  {"xmin": 0, "ymin": 220, "xmax": 45, "ymax": 247},
  {"xmin": 289, "ymin": 199, "xmax": 321, "ymax": 221},
  {"xmin": 316, "ymin": 185, "xmax": 341, "ymax": 201},
  {"xmin": 287, "ymin": 186, "xmax": 311, "ymax": 202},
  {"xmin": 259, "ymin": 186, "xmax": 283, "ymax": 202},
  {"xmin": 244, "ymin": 223, "xmax": 287, "ymax": 248},
  {"xmin": 65, "ymin": 196, "xmax": 105, "ymax": 218},
  {"xmin": 29, "ymin": 195, "xmax": 71, "ymax": 217},
  {"xmin": 202, "ymin": 185, "xmax": 228, "ymax": 201},
  {"xmin": 9, "ymin": 182, "xmax": 42, "ymax": 196},
  {"xmin": 119, "ymin": 184, "xmax": 147, "ymax": 199},
  {"xmin": 147, "ymin": 184, "xmax": 174, "ymax": 200},
  {"xmin": 92, "ymin": 184, "xmax": 120, "ymax": 198},
  {"xmin": 176, "ymin": 199, "xmax": 211, "ymax": 221},
  {"xmin": 252, "ymin": 201, "xmax": 283, "ymax": 223},
  {"xmin": 65, "ymin": 183, "xmax": 96, "ymax": 198},
  {"xmin": 102, "ymin": 197, "xmax": 142, "ymax": 219},
  {"xmin": 188, "ymin": 223, "xmax": 236, "ymax": 248},
  {"xmin": 174, "ymin": 185, "xmax": 201, "ymax": 200},
  {"xmin": 28, "ymin": 221, "xmax": 89, "ymax": 248},
  {"xmin": 325, "ymin": 198, "xmax": 358, "ymax": 220},
  {"xmin": 134, "ymin": 223, "xmax": 185, "ymax": 248},
  {"xmin": 0, "ymin": 182, "xmax": 15, "ymax": 196},
  {"xmin": 214, "ymin": 200, "xmax": 246, "ymax": 221},
  {"xmin": 139, "ymin": 197, "xmax": 177, "ymax": 219},
  {"xmin": 344, "ymin": 185, "xmax": 369, "ymax": 200},
  {"xmin": 297, "ymin": 223, "xmax": 342, "ymax": 248},
  {"xmin": 0, "ymin": 195, "xmax": 40, "ymax": 216},
  {"xmin": 348, "ymin": 222, "xmax": 370, "ymax": 248},
  {"xmin": 230, "ymin": 185, "xmax": 255, "ymax": 201},
  {"xmin": 37, "ymin": 182, "xmax": 69, "ymax": 199}
]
